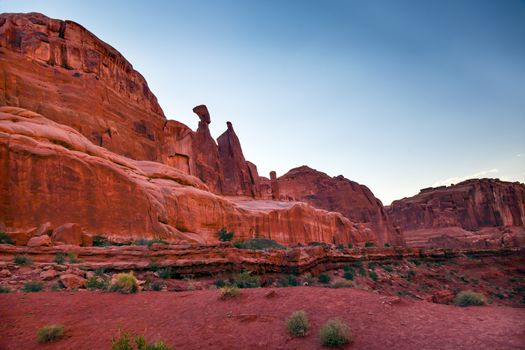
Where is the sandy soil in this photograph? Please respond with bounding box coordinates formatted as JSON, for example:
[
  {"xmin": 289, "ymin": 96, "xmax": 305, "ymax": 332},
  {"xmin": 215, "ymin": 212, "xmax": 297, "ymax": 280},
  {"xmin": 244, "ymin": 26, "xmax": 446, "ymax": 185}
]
[{"xmin": 1, "ymin": 287, "xmax": 524, "ymax": 350}]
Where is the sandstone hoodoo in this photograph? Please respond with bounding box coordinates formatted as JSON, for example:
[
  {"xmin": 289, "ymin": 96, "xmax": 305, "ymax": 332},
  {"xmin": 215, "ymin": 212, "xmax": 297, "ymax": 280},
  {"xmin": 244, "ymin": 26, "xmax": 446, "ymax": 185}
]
[
  {"xmin": 387, "ymin": 179, "xmax": 525, "ymax": 248},
  {"xmin": 277, "ymin": 166, "xmax": 404, "ymax": 246}
]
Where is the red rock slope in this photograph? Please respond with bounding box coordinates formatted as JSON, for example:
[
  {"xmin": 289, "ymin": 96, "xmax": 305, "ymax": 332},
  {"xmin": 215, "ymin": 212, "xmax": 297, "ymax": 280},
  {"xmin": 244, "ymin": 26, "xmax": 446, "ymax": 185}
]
[
  {"xmin": 0, "ymin": 106, "xmax": 375, "ymax": 245},
  {"xmin": 276, "ymin": 166, "xmax": 404, "ymax": 246},
  {"xmin": 387, "ymin": 179, "xmax": 525, "ymax": 248}
]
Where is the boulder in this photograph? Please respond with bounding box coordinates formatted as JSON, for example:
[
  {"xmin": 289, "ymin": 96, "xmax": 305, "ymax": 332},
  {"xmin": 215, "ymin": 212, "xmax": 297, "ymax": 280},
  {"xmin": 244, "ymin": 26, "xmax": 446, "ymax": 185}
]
[
  {"xmin": 52, "ymin": 223, "xmax": 91, "ymax": 246},
  {"xmin": 27, "ymin": 235, "xmax": 52, "ymax": 247},
  {"xmin": 40, "ymin": 269, "xmax": 58, "ymax": 280},
  {"xmin": 60, "ymin": 273, "xmax": 86, "ymax": 289},
  {"xmin": 34, "ymin": 222, "xmax": 53, "ymax": 236}
]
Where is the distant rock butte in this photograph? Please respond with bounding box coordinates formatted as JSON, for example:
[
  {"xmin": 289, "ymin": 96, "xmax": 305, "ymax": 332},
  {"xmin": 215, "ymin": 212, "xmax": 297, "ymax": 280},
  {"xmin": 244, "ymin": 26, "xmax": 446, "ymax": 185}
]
[
  {"xmin": 276, "ymin": 166, "xmax": 404, "ymax": 246},
  {"xmin": 387, "ymin": 179, "xmax": 525, "ymax": 248}
]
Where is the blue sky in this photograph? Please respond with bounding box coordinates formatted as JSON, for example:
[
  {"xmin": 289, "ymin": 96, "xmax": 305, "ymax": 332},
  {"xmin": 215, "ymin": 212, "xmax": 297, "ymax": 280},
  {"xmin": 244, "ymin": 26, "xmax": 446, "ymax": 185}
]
[{"xmin": 2, "ymin": 0, "xmax": 524, "ymax": 204}]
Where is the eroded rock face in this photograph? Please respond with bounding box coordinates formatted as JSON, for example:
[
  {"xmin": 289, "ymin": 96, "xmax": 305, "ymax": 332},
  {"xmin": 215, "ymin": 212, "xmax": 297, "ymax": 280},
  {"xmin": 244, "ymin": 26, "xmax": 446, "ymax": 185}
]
[
  {"xmin": 217, "ymin": 122, "xmax": 259, "ymax": 197},
  {"xmin": 0, "ymin": 12, "xmax": 165, "ymax": 161},
  {"xmin": 387, "ymin": 179, "xmax": 525, "ymax": 248},
  {"xmin": 0, "ymin": 107, "xmax": 372, "ymax": 246},
  {"xmin": 277, "ymin": 166, "xmax": 404, "ymax": 246}
]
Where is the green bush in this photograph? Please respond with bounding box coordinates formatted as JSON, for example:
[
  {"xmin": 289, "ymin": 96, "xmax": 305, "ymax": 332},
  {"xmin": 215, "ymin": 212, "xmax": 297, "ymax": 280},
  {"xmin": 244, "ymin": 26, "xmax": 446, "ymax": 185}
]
[
  {"xmin": 14, "ymin": 255, "xmax": 32, "ymax": 265},
  {"xmin": 347, "ymin": 243, "xmax": 353, "ymax": 249},
  {"xmin": 151, "ymin": 281, "xmax": 164, "ymax": 291},
  {"xmin": 111, "ymin": 331, "xmax": 172, "ymax": 350},
  {"xmin": 220, "ymin": 285, "xmax": 240, "ymax": 299},
  {"xmin": 158, "ymin": 267, "xmax": 173, "ymax": 279},
  {"xmin": 0, "ymin": 232, "xmax": 14, "ymax": 245},
  {"xmin": 336, "ymin": 244, "xmax": 345, "ymax": 250},
  {"xmin": 353, "ymin": 261, "xmax": 363, "ymax": 268},
  {"xmin": 86, "ymin": 276, "xmax": 109, "ymax": 290},
  {"xmin": 364, "ymin": 241, "xmax": 376, "ymax": 248},
  {"xmin": 358, "ymin": 267, "xmax": 367, "ymax": 277},
  {"xmin": 68, "ymin": 253, "xmax": 79, "ymax": 263},
  {"xmin": 343, "ymin": 271, "xmax": 354, "ymax": 280},
  {"xmin": 233, "ymin": 238, "xmax": 284, "ymax": 250},
  {"xmin": 319, "ymin": 319, "xmax": 351, "ymax": 347},
  {"xmin": 318, "ymin": 273, "xmax": 331, "ymax": 284},
  {"xmin": 383, "ymin": 264, "xmax": 394, "ymax": 273},
  {"xmin": 279, "ymin": 275, "xmax": 299, "ymax": 287},
  {"xmin": 93, "ymin": 235, "xmax": 111, "ymax": 247},
  {"xmin": 214, "ymin": 279, "xmax": 226, "ymax": 288},
  {"xmin": 218, "ymin": 228, "xmax": 234, "ymax": 242},
  {"xmin": 53, "ymin": 252, "xmax": 66, "ymax": 264},
  {"xmin": 409, "ymin": 258, "xmax": 421, "ymax": 266},
  {"xmin": 37, "ymin": 324, "xmax": 64, "ymax": 343},
  {"xmin": 331, "ymin": 281, "xmax": 353, "ymax": 288},
  {"xmin": 234, "ymin": 270, "xmax": 260, "ymax": 288},
  {"xmin": 0, "ymin": 286, "xmax": 10, "ymax": 293},
  {"xmin": 287, "ymin": 310, "xmax": 310, "ymax": 337},
  {"xmin": 369, "ymin": 270, "xmax": 378, "ymax": 281},
  {"xmin": 384, "ymin": 243, "xmax": 391, "ymax": 247},
  {"xmin": 454, "ymin": 291, "xmax": 486, "ymax": 307},
  {"xmin": 23, "ymin": 281, "xmax": 43, "ymax": 292},
  {"xmin": 406, "ymin": 270, "xmax": 416, "ymax": 281},
  {"xmin": 110, "ymin": 272, "xmax": 138, "ymax": 294}
]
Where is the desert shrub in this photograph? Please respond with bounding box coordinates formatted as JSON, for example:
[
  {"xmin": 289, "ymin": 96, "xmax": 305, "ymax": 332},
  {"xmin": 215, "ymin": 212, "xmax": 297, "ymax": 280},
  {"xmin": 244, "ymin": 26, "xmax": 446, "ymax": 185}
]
[
  {"xmin": 364, "ymin": 241, "xmax": 376, "ymax": 248},
  {"xmin": 93, "ymin": 235, "xmax": 111, "ymax": 247},
  {"xmin": 332, "ymin": 281, "xmax": 353, "ymax": 288},
  {"xmin": 53, "ymin": 252, "xmax": 66, "ymax": 264},
  {"xmin": 220, "ymin": 285, "xmax": 240, "ymax": 299},
  {"xmin": 110, "ymin": 272, "xmax": 138, "ymax": 294},
  {"xmin": 490, "ymin": 292, "xmax": 505, "ymax": 300},
  {"xmin": 347, "ymin": 243, "xmax": 353, "ymax": 249},
  {"xmin": 302, "ymin": 273, "xmax": 316, "ymax": 285},
  {"xmin": 68, "ymin": 253, "xmax": 79, "ymax": 263},
  {"xmin": 51, "ymin": 282, "xmax": 63, "ymax": 292},
  {"xmin": 454, "ymin": 291, "xmax": 486, "ymax": 307},
  {"xmin": 112, "ymin": 331, "xmax": 172, "ymax": 350},
  {"xmin": 342, "ymin": 265, "xmax": 353, "ymax": 272},
  {"xmin": 218, "ymin": 228, "xmax": 234, "ymax": 242},
  {"xmin": 0, "ymin": 286, "xmax": 10, "ymax": 293},
  {"xmin": 279, "ymin": 275, "xmax": 299, "ymax": 287},
  {"xmin": 158, "ymin": 267, "xmax": 173, "ymax": 279},
  {"xmin": 384, "ymin": 243, "xmax": 391, "ymax": 247},
  {"xmin": 368, "ymin": 262, "xmax": 377, "ymax": 270},
  {"xmin": 369, "ymin": 270, "xmax": 378, "ymax": 281},
  {"xmin": 343, "ymin": 271, "xmax": 354, "ymax": 280},
  {"xmin": 318, "ymin": 273, "xmax": 331, "ymax": 284},
  {"xmin": 86, "ymin": 276, "xmax": 109, "ymax": 290},
  {"xmin": 23, "ymin": 281, "xmax": 43, "ymax": 292},
  {"xmin": 406, "ymin": 270, "xmax": 416, "ymax": 281},
  {"xmin": 383, "ymin": 264, "xmax": 394, "ymax": 273},
  {"xmin": 319, "ymin": 319, "xmax": 351, "ymax": 347},
  {"xmin": 409, "ymin": 258, "xmax": 421, "ymax": 266},
  {"xmin": 0, "ymin": 232, "xmax": 14, "ymax": 245},
  {"xmin": 135, "ymin": 239, "xmax": 169, "ymax": 248},
  {"xmin": 336, "ymin": 244, "xmax": 345, "ymax": 250},
  {"xmin": 14, "ymin": 255, "xmax": 32, "ymax": 265},
  {"xmin": 233, "ymin": 238, "xmax": 284, "ymax": 250},
  {"xmin": 352, "ymin": 261, "xmax": 363, "ymax": 268},
  {"xmin": 287, "ymin": 310, "xmax": 310, "ymax": 337},
  {"xmin": 37, "ymin": 324, "xmax": 64, "ymax": 343},
  {"xmin": 214, "ymin": 279, "xmax": 226, "ymax": 288},
  {"xmin": 151, "ymin": 281, "xmax": 164, "ymax": 291},
  {"xmin": 358, "ymin": 267, "xmax": 367, "ymax": 277},
  {"xmin": 234, "ymin": 270, "xmax": 260, "ymax": 288}
]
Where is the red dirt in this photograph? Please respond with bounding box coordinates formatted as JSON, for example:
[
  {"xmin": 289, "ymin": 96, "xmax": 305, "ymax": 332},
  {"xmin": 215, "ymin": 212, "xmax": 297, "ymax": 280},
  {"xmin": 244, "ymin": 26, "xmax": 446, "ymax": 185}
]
[{"xmin": 1, "ymin": 288, "xmax": 524, "ymax": 349}]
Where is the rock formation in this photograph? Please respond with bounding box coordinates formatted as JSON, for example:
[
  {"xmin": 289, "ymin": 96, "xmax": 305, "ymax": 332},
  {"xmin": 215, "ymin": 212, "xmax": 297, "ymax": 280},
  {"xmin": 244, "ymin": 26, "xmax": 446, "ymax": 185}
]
[
  {"xmin": 0, "ymin": 106, "xmax": 374, "ymax": 245},
  {"xmin": 387, "ymin": 179, "xmax": 525, "ymax": 248},
  {"xmin": 217, "ymin": 122, "xmax": 259, "ymax": 197},
  {"xmin": 276, "ymin": 166, "xmax": 404, "ymax": 246}
]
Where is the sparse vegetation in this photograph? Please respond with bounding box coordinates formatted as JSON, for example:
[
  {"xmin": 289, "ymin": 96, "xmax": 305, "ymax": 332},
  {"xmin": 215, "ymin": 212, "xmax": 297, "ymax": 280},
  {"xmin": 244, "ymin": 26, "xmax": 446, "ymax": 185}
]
[
  {"xmin": 233, "ymin": 270, "xmax": 260, "ymax": 288},
  {"xmin": 319, "ymin": 319, "xmax": 351, "ymax": 347},
  {"xmin": 279, "ymin": 275, "xmax": 299, "ymax": 287},
  {"xmin": 110, "ymin": 272, "xmax": 138, "ymax": 294},
  {"xmin": 151, "ymin": 281, "xmax": 164, "ymax": 291},
  {"xmin": 218, "ymin": 228, "xmax": 234, "ymax": 242},
  {"xmin": 384, "ymin": 243, "xmax": 391, "ymax": 247},
  {"xmin": 93, "ymin": 235, "xmax": 111, "ymax": 247},
  {"xmin": 318, "ymin": 273, "xmax": 331, "ymax": 284},
  {"xmin": 454, "ymin": 291, "xmax": 486, "ymax": 307},
  {"xmin": 287, "ymin": 310, "xmax": 310, "ymax": 337},
  {"xmin": 23, "ymin": 281, "xmax": 43, "ymax": 292},
  {"xmin": 343, "ymin": 271, "xmax": 354, "ymax": 280},
  {"xmin": 406, "ymin": 270, "xmax": 416, "ymax": 281},
  {"xmin": 220, "ymin": 285, "xmax": 240, "ymax": 299},
  {"xmin": 364, "ymin": 241, "xmax": 376, "ymax": 248},
  {"xmin": 347, "ymin": 243, "xmax": 353, "ymax": 249},
  {"xmin": 332, "ymin": 281, "xmax": 353, "ymax": 288},
  {"xmin": 158, "ymin": 267, "xmax": 173, "ymax": 279},
  {"xmin": 0, "ymin": 286, "xmax": 10, "ymax": 293},
  {"xmin": 86, "ymin": 276, "xmax": 109, "ymax": 290},
  {"xmin": 0, "ymin": 232, "xmax": 14, "ymax": 245},
  {"xmin": 336, "ymin": 244, "xmax": 345, "ymax": 250},
  {"xmin": 369, "ymin": 270, "xmax": 378, "ymax": 281},
  {"xmin": 233, "ymin": 238, "xmax": 284, "ymax": 250},
  {"xmin": 409, "ymin": 258, "xmax": 421, "ymax": 266},
  {"xmin": 214, "ymin": 279, "xmax": 226, "ymax": 288},
  {"xmin": 37, "ymin": 325, "xmax": 64, "ymax": 343},
  {"xmin": 111, "ymin": 331, "xmax": 172, "ymax": 350},
  {"xmin": 53, "ymin": 252, "xmax": 66, "ymax": 264},
  {"xmin": 68, "ymin": 252, "xmax": 79, "ymax": 263},
  {"xmin": 135, "ymin": 239, "xmax": 169, "ymax": 248},
  {"xmin": 14, "ymin": 255, "xmax": 32, "ymax": 265}
]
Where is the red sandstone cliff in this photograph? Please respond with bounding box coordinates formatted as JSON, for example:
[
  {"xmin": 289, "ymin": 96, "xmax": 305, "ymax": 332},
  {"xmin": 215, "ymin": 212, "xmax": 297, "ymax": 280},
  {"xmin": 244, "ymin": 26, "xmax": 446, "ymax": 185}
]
[
  {"xmin": 387, "ymin": 179, "xmax": 525, "ymax": 248},
  {"xmin": 276, "ymin": 166, "xmax": 404, "ymax": 246}
]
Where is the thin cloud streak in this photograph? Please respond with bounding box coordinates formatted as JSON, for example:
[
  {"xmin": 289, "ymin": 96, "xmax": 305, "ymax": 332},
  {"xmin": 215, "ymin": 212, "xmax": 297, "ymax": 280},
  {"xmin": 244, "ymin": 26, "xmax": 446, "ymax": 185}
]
[{"xmin": 432, "ymin": 168, "xmax": 499, "ymax": 187}]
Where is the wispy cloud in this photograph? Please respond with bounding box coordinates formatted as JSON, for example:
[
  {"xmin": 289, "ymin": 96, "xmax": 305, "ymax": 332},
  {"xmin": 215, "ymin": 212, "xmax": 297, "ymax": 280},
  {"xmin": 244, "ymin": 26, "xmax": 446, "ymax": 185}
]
[
  {"xmin": 432, "ymin": 168, "xmax": 499, "ymax": 187},
  {"xmin": 517, "ymin": 154, "xmax": 523, "ymax": 157}
]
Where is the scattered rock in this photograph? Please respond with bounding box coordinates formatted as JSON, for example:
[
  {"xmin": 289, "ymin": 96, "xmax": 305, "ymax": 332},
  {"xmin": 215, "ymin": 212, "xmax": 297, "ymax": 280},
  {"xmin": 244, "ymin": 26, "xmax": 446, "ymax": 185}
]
[
  {"xmin": 432, "ymin": 290, "xmax": 455, "ymax": 304},
  {"xmin": 27, "ymin": 234, "xmax": 52, "ymax": 247},
  {"xmin": 60, "ymin": 273, "xmax": 86, "ymax": 289},
  {"xmin": 0, "ymin": 269, "xmax": 12, "ymax": 278},
  {"xmin": 40, "ymin": 269, "xmax": 57, "ymax": 280}
]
